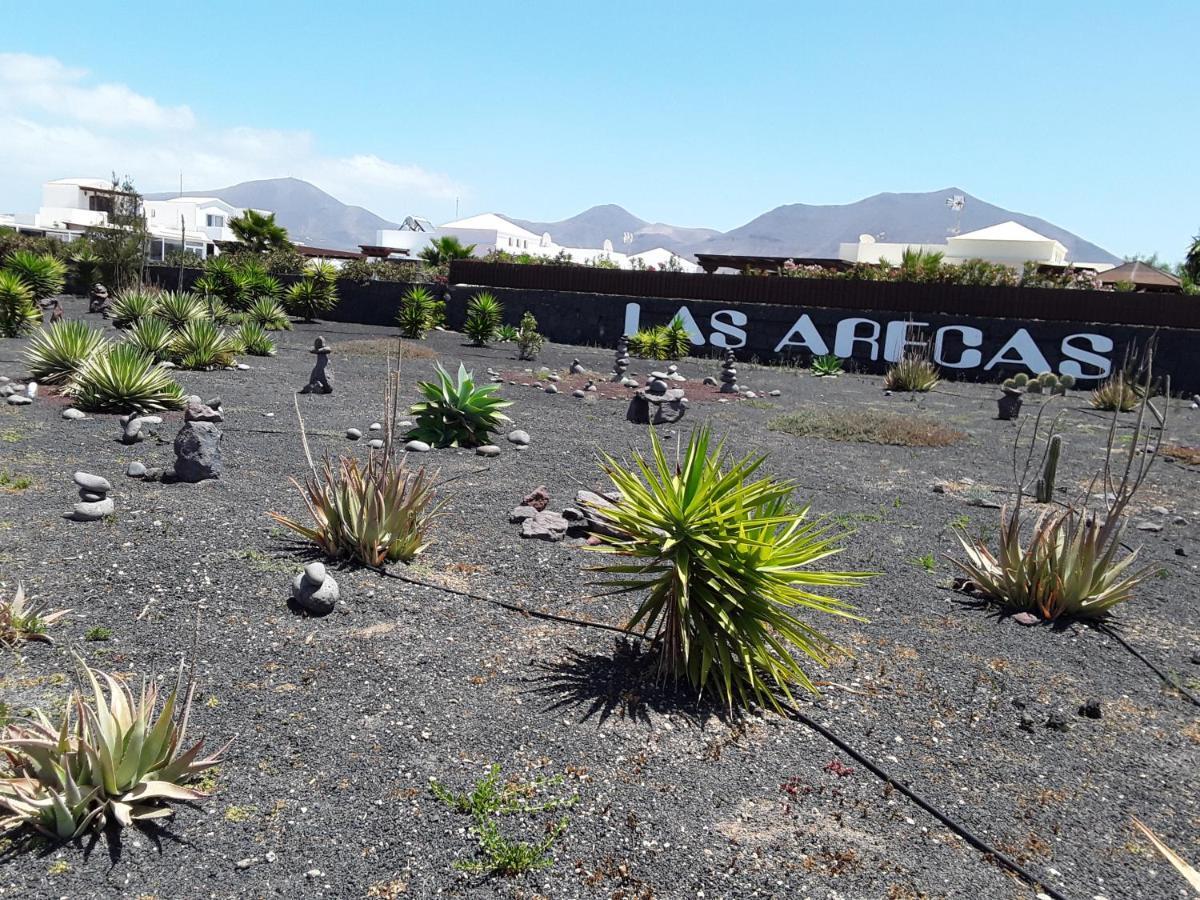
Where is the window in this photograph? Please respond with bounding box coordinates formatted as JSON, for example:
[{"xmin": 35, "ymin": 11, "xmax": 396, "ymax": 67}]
[
  {"xmin": 206, "ymin": 214, "xmax": 225, "ymax": 228},
  {"xmin": 87, "ymin": 194, "xmax": 114, "ymax": 215}
]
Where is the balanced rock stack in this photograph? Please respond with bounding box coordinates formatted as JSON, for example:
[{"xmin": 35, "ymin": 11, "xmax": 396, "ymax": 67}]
[
  {"xmin": 88, "ymin": 283, "xmax": 112, "ymax": 316},
  {"xmin": 121, "ymin": 413, "xmax": 164, "ymax": 444},
  {"xmin": 300, "ymin": 336, "xmax": 333, "ymax": 395},
  {"xmin": 719, "ymin": 349, "xmax": 740, "ymax": 394},
  {"xmin": 173, "ymin": 397, "xmax": 223, "ymax": 483},
  {"xmin": 611, "ymin": 336, "xmax": 636, "ymax": 386},
  {"xmin": 68, "ymin": 472, "xmax": 113, "ymax": 521},
  {"xmin": 291, "ymin": 561, "xmax": 339, "ymax": 615},
  {"xmin": 627, "ymin": 370, "xmax": 688, "ymax": 425},
  {"xmin": 570, "ymin": 359, "xmax": 586, "ymax": 375}
]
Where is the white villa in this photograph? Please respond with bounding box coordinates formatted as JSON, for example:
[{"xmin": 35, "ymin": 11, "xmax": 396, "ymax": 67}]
[
  {"xmin": 837, "ymin": 221, "xmax": 1114, "ymax": 272},
  {"xmin": 4, "ymin": 178, "xmax": 260, "ymax": 260},
  {"xmin": 368, "ymin": 212, "xmax": 699, "ymax": 271}
]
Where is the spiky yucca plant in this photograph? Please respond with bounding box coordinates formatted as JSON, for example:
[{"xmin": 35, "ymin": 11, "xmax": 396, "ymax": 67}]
[
  {"xmin": 0, "ymin": 270, "xmax": 41, "ymax": 338},
  {"xmin": 69, "ymin": 344, "xmax": 186, "ymax": 413},
  {"xmin": 396, "ymin": 285, "xmax": 435, "ymax": 339},
  {"xmin": 0, "ymin": 583, "xmax": 69, "ymax": 647},
  {"xmin": 3, "ymin": 251, "xmax": 66, "ymax": 301},
  {"xmin": 463, "ymin": 292, "xmax": 503, "ymax": 346},
  {"xmin": 587, "ymin": 427, "xmax": 872, "ymax": 709},
  {"xmin": 0, "ymin": 659, "xmax": 228, "ymax": 838},
  {"xmin": 109, "ymin": 289, "xmax": 161, "ymax": 328},
  {"xmin": 883, "ymin": 352, "xmax": 940, "ymax": 392},
  {"xmin": 171, "ymin": 319, "xmax": 239, "ymax": 370},
  {"xmin": 23, "ymin": 320, "xmax": 109, "ymax": 384},
  {"xmin": 245, "ymin": 296, "xmax": 291, "ymax": 331},
  {"xmin": 285, "ymin": 274, "xmax": 337, "ymax": 322},
  {"xmin": 811, "ymin": 354, "xmax": 843, "ymax": 377},
  {"xmin": 1091, "ymin": 374, "xmax": 1139, "ymax": 412},
  {"xmin": 234, "ymin": 321, "xmax": 275, "ymax": 356},
  {"xmin": 496, "ymin": 323, "xmax": 519, "ymax": 342},
  {"xmin": 408, "ymin": 363, "xmax": 512, "ymax": 448},
  {"xmin": 154, "ymin": 291, "xmax": 206, "ymax": 331},
  {"xmin": 662, "ymin": 316, "xmax": 692, "ymax": 359},
  {"xmin": 270, "ymin": 455, "xmax": 440, "ymax": 567},
  {"xmin": 628, "ymin": 326, "xmax": 670, "ymax": 361},
  {"xmin": 122, "ymin": 317, "xmax": 175, "ymax": 362}
]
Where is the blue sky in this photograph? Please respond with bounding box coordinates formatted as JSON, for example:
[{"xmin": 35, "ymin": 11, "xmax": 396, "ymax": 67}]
[{"xmin": 2, "ymin": 1, "xmax": 1196, "ymax": 259}]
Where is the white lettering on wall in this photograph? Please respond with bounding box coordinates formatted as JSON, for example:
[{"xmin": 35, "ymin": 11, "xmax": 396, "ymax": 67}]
[
  {"xmin": 833, "ymin": 318, "xmax": 881, "ymax": 360},
  {"xmin": 774, "ymin": 314, "xmax": 829, "ymax": 354},
  {"xmin": 884, "ymin": 320, "xmax": 930, "ymax": 362},
  {"xmin": 1059, "ymin": 333, "xmax": 1113, "ymax": 379},
  {"xmin": 623, "ymin": 302, "xmax": 641, "ymax": 336},
  {"xmin": 710, "ymin": 309, "xmax": 748, "ymax": 348},
  {"xmin": 983, "ymin": 328, "xmax": 1051, "ymax": 373},
  {"xmin": 933, "ymin": 325, "xmax": 984, "ymax": 368}
]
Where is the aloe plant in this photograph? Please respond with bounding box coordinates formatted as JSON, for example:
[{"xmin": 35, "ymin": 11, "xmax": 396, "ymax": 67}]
[{"xmin": 408, "ymin": 362, "xmax": 512, "ymax": 448}]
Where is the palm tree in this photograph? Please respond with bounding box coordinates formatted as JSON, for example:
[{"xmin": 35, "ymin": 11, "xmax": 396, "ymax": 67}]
[
  {"xmin": 1185, "ymin": 230, "xmax": 1200, "ymax": 283},
  {"xmin": 418, "ymin": 236, "xmax": 476, "ymax": 267},
  {"xmin": 229, "ymin": 209, "xmax": 291, "ymax": 254}
]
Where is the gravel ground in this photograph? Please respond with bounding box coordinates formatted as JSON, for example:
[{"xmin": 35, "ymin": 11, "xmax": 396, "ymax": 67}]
[{"xmin": 1, "ymin": 298, "xmax": 1198, "ymax": 900}]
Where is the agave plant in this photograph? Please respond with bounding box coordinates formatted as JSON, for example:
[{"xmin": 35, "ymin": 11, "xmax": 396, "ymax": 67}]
[
  {"xmin": 234, "ymin": 321, "xmax": 276, "ymax": 356},
  {"xmin": 269, "ymin": 455, "xmax": 440, "ymax": 567},
  {"xmin": 285, "ymin": 273, "xmax": 337, "ymax": 322},
  {"xmin": 122, "ymin": 317, "xmax": 175, "ymax": 363},
  {"xmin": 1090, "ymin": 374, "xmax": 1139, "ymax": 412},
  {"xmin": 463, "ymin": 291, "xmax": 503, "ymax": 346},
  {"xmin": 69, "ymin": 344, "xmax": 186, "ymax": 413},
  {"xmin": 0, "ymin": 582, "xmax": 70, "ymax": 647},
  {"xmin": 409, "ymin": 363, "xmax": 512, "ymax": 448},
  {"xmin": 154, "ymin": 291, "xmax": 206, "ymax": 331},
  {"xmin": 3, "ymin": 250, "xmax": 66, "ymax": 301},
  {"xmin": 0, "ymin": 270, "xmax": 41, "ymax": 338},
  {"xmin": 227, "ymin": 268, "xmax": 280, "ymax": 311},
  {"xmin": 23, "ymin": 320, "xmax": 109, "ymax": 384},
  {"xmin": 628, "ymin": 326, "xmax": 670, "ymax": 361},
  {"xmin": 883, "ymin": 351, "xmax": 940, "ymax": 392},
  {"xmin": 244, "ymin": 296, "xmax": 291, "ymax": 331},
  {"xmin": 811, "ymin": 354, "xmax": 843, "ymax": 377},
  {"xmin": 495, "ymin": 323, "xmax": 520, "ymax": 343},
  {"xmin": 171, "ymin": 319, "xmax": 239, "ymax": 370},
  {"xmin": 0, "ymin": 658, "xmax": 228, "ymax": 838},
  {"xmin": 587, "ymin": 427, "xmax": 871, "ymax": 709},
  {"xmin": 396, "ymin": 285, "xmax": 435, "ymax": 339},
  {"xmin": 109, "ymin": 288, "xmax": 161, "ymax": 328}
]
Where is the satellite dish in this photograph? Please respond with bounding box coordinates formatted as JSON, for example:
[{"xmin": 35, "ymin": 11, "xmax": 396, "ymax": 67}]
[
  {"xmin": 540, "ymin": 232, "xmax": 551, "ymax": 247},
  {"xmin": 858, "ymin": 233, "xmax": 876, "ymax": 244},
  {"xmin": 603, "ymin": 239, "xmax": 613, "ymax": 253}
]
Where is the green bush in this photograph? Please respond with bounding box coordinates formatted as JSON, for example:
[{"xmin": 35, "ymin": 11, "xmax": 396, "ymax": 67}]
[
  {"xmin": 516, "ymin": 311, "xmax": 545, "ymax": 361},
  {"xmin": 69, "ymin": 344, "xmax": 186, "ymax": 413},
  {"xmin": 123, "ymin": 317, "xmax": 175, "ymax": 362},
  {"xmin": 463, "ymin": 291, "xmax": 503, "ymax": 346},
  {"xmin": 4, "ymin": 250, "xmax": 66, "ymax": 301},
  {"xmin": 628, "ymin": 326, "xmax": 670, "ymax": 360},
  {"xmin": 243, "ymin": 296, "xmax": 291, "ymax": 331},
  {"xmin": 811, "ymin": 354, "xmax": 843, "ymax": 377},
  {"xmin": 285, "ymin": 265, "xmax": 338, "ymax": 322},
  {"xmin": 662, "ymin": 316, "xmax": 692, "ymax": 359},
  {"xmin": 408, "ymin": 363, "xmax": 512, "ymax": 448},
  {"xmin": 23, "ymin": 320, "xmax": 109, "ymax": 384},
  {"xmin": 234, "ymin": 321, "xmax": 275, "ymax": 356},
  {"xmin": 0, "ymin": 270, "xmax": 41, "ymax": 337},
  {"xmin": 587, "ymin": 426, "xmax": 872, "ymax": 709},
  {"xmin": 171, "ymin": 319, "xmax": 239, "ymax": 370},
  {"xmin": 110, "ymin": 288, "xmax": 161, "ymax": 328},
  {"xmin": 154, "ymin": 291, "xmax": 206, "ymax": 331},
  {"xmin": 396, "ymin": 285, "xmax": 436, "ymax": 339}
]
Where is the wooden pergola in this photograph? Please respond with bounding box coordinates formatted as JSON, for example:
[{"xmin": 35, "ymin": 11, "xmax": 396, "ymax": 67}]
[
  {"xmin": 693, "ymin": 253, "xmax": 855, "ymax": 275},
  {"xmin": 1097, "ymin": 261, "xmax": 1182, "ymax": 293}
]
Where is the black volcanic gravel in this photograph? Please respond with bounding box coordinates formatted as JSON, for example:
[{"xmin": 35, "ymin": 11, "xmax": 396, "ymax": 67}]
[{"xmin": 0, "ymin": 298, "xmax": 1198, "ymax": 899}]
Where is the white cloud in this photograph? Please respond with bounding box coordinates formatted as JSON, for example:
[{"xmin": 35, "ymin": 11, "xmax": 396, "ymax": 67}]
[{"xmin": 0, "ymin": 52, "xmax": 465, "ymax": 221}]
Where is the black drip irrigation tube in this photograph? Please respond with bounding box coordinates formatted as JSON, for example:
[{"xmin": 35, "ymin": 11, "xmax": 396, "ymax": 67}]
[
  {"xmin": 1102, "ymin": 626, "xmax": 1200, "ymax": 708},
  {"xmin": 372, "ymin": 567, "xmax": 1076, "ymax": 899}
]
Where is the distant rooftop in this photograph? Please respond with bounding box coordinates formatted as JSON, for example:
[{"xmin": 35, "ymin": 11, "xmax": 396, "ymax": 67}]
[{"xmin": 952, "ymin": 220, "xmax": 1059, "ymax": 244}]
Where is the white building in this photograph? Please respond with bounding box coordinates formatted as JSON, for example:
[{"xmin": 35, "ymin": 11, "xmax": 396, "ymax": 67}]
[
  {"xmin": 628, "ymin": 246, "xmax": 702, "ymax": 273},
  {"xmin": 369, "ymin": 211, "xmax": 690, "ymax": 270},
  {"xmin": 837, "ymin": 220, "xmax": 1113, "ymax": 271},
  {"xmin": 142, "ymin": 196, "xmax": 249, "ymax": 259}
]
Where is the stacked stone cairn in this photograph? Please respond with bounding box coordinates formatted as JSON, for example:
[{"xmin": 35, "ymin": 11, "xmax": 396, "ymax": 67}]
[
  {"xmin": 610, "ymin": 336, "xmax": 637, "ymax": 386},
  {"xmin": 300, "ymin": 336, "xmax": 333, "ymax": 394},
  {"xmin": 627, "ymin": 369, "xmax": 687, "ymax": 425},
  {"xmin": 291, "ymin": 561, "xmax": 339, "ymax": 615},
  {"xmin": 719, "ymin": 348, "xmax": 740, "ymax": 393},
  {"xmin": 88, "ymin": 284, "xmax": 112, "ymax": 317},
  {"xmin": 121, "ymin": 413, "xmax": 163, "ymax": 444},
  {"xmin": 68, "ymin": 472, "xmax": 113, "ymax": 521},
  {"xmin": 172, "ymin": 396, "xmax": 223, "ymax": 482}
]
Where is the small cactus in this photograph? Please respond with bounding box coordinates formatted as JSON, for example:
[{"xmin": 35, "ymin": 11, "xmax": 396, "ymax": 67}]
[
  {"xmin": 1026, "ymin": 378, "xmax": 1044, "ymax": 394},
  {"xmin": 1002, "ymin": 377, "xmax": 1022, "ymax": 392},
  {"xmin": 1012, "ymin": 373, "xmax": 1029, "ymax": 387},
  {"xmin": 1038, "ymin": 372, "xmax": 1057, "ymax": 388}
]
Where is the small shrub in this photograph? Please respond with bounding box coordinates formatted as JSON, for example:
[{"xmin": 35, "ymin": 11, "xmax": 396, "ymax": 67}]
[
  {"xmin": 587, "ymin": 426, "xmax": 872, "ymax": 709},
  {"xmin": 69, "ymin": 344, "xmax": 186, "ymax": 413},
  {"xmin": 285, "ymin": 271, "xmax": 337, "ymax": 321},
  {"xmin": 516, "ymin": 311, "xmax": 545, "ymax": 361},
  {"xmin": 396, "ymin": 285, "xmax": 435, "ymax": 339},
  {"xmin": 109, "ymin": 289, "xmax": 161, "ymax": 328},
  {"xmin": 463, "ymin": 291, "xmax": 503, "ymax": 346},
  {"xmin": 662, "ymin": 316, "xmax": 692, "ymax": 359},
  {"xmin": 244, "ymin": 296, "xmax": 291, "ymax": 331},
  {"xmin": 495, "ymin": 323, "xmax": 519, "ymax": 342},
  {"xmin": 628, "ymin": 325, "xmax": 670, "ymax": 360},
  {"xmin": 23, "ymin": 321, "xmax": 108, "ymax": 384},
  {"xmin": 154, "ymin": 291, "xmax": 205, "ymax": 331},
  {"xmin": 123, "ymin": 317, "xmax": 175, "ymax": 362},
  {"xmin": 0, "ymin": 658, "xmax": 228, "ymax": 838},
  {"xmin": 171, "ymin": 319, "xmax": 239, "ymax": 370},
  {"xmin": 0, "ymin": 270, "xmax": 40, "ymax": 338},
  {"xmin": 883, "ymin": 351, "xmax": 940, "ymax": 392},
  {"xmin": 408, "ymin": 362, "xmax": 512, "ymax": 448},
  {"xmin": 234, "ymin": 321, "xmax": 275, "ymax": 356},
  {"xmin": 84, "ymin": 626, "xmax": 112, "ymax": 642},
  {"xmin": 0, "ymin": 583, "xmax": 69, "ymax": 647},
  {"xmin": 1090, "ymin": 374, "xmax": 1139, "ymax": 411},
  {"xmin": 811, "ymin": 354, "xmax": 843, "ymax": 377},
  {"xmin": 3, "ymin": 251, "xmax": 66, "ymax": 301},
  {"xmin": 270, "ymin": 455, "xmax": 440, "ymax": 566},
  {"xmin": 769, "ymin": 409, "xmax": 964, "ymax": 447}
]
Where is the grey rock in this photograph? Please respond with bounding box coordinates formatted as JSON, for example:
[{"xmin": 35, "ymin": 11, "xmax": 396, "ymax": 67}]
[
  {"xmin": 1078, "ymin": 699, "xmax": 1102, "ymax": 719},
  {"xmin": 547, "ymin": 373, "xmax": 560, "ymax": 382},
  {"xmin": 205, "ymin": 397, "xmax": 223, "ymax": 410},
  {"xmin": 404, "ymin": 440, "xmax": 430, "ymax": 453},
  {"xmin": 1151, "ymin": 505, "xmax": 1170, "ymax": 516},
  {"xmin": 509, "ymin": 505, "xmax": 538, "ymax": 523},
  {"xmin": 24, "ymin": 381, "xmax": 38, "ymax": 399},
  {"xmin": 1172, "ymin": 516, "xmax": 1189, "ymax": 526},
  {"xmin": 368, "ymin": 439, "xmax": 384, "ymax": 450},
  {"xmin": 1045, "ymin": 710, "xmax": 1072, "ymax": 732},
  {"xmin": 173, "ymin": 421, "xmax": 223, "ymax": 482},
  {"xmin": 126, "ymin": 461, "xmax": 147, "ymax": 478},
  {"xmin": 1136, "ymin": 521, "xmax": 1163, "ymax": 532},
  {"xmin": 520, "ymin": 510, "xmax": 569, "ymax": 541},
  {"xmin": 572, "ymin": 389, "xmax": 586, "ymax": 399},
  {"xmin": 291, "ymin": 563, "xmax": 339, "ymax": 615},
  {"xmin": 158, "ymin": 360, "xmax": 177, "ymax": 369},
  {"xmin": 561, "ymin": 507, "xmax": 585, "ymax": 522},
  {"xmin": 236, "ymin": 363, "xmax": 250, "ymax": 370},
  {"xmin": 68, "ymin": 497, "xmax": 114, "ymax": 521},
  {"xmin": 78, "ymin": 490, "xmax": 106, "ymax": 502},
  {"xmin": 184, "ymin": 399, "xmax": 223, "ymax": 423},
  {"xmin": 345, "ymin": 428, "xmax": 362, "ymax": 440},
  {"xmin": 369, "ymin": 422, "xmax": 382, "ymax": 431},
  {"xmin": 142, "ymin": 467, "xmax": 164, "ymax": 482},
  {"xmin": 768, "ymin": 389, "xmax": 781, "ymax": 397},
  {"xmin": 703, "ymin": 376, "xmax": 717, "ymax": 386},
  {"xmin": 1012, "ymin": 611, "xmax": 1040, "ymax": 626},
  {"xmin": 1191, "ymin": 650, "xmax": 1200, "ymax": 665},
  {"xmin": 6, "ymin": 395, "xmax": 32, "ymax": 406},
  {"xmin": 1018, "ymin": 714, "xmax": 1037, "ymax": 733},
  {"xmin": 744, "ymin": 391, "xmax": 758, "ymax": 399},
  {"xmin": 61, "ymin": 408, "xmax": 86, "ymax": 420},
  {"xmin": 73, "ymin": 472, "xmax": 112, "ymax": 494},
  {"xmin": 476, "ymin": 444, "xmax": 501, "ymax": 457},
  {"xmin": 507, "ymin": 430, "xmax": 531, "ymax": 446},
  {"xmin": 544, "ymin": 384, "xmax": 559, "ymax": 394}
]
